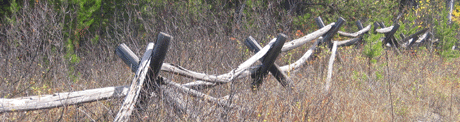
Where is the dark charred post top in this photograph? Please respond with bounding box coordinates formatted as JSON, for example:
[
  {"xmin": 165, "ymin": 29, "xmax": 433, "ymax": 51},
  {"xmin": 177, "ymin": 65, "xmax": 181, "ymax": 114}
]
[
  {"xmin": 315, "ymin": 16, "xmax": 326, "ymax": 45},
  {"xmin": 315, "ymin": 16, "xmax": 326, "ymax": 28},
  {"xmin": 379, "ymin": 22, "xmax": 386, "ymax": 28},
  {"xmin": 149, "ymin": 32, "xmax": 172, "ymax": 80},
  {"xmin": 140, "ymin": 32, "xmax": 172, "ymax": 109},
  {"xmin": 355, "ymin": 20, "xmax": 365, "ymax": 45},
  {"xmin": 356, "ymin": 20, "xmax": 364, "ymax": 30},
  {"xmin": 115, "ymin": 32, "xmax": 172, "ymax": 122},
  {"xmin": 323, "ymin": 17, "xmax": 346, "ymax": 48},
  {"xmin": 384, "ymin": 23, "xmax": 400, "ymax": 47},
  {"xmin": 244, "ymin": 36, "xmax": 293, "ymax": 90},
  {"xmin": 244, "ymin": 36, "xmax": 262, "ymax": 52},
  {"xmin": 250, "ymin": 34, "xmax": 287, "ymax": 91},
  {"xmin": 116, "ymin": 43, "xmax": 140, "ymax": 72},
  {"xmin": 373, "ymin": 22, "xmax": 380, "ymax": 34}
]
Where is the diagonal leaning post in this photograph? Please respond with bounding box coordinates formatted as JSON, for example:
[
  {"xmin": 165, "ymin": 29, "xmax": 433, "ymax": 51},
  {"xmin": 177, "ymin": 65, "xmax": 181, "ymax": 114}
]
[
  {"xmin": 247, "ymin": 33, "xmax": 288, "ymax": 91},
  {"xmin": 114, "ymin": 32, "xmax": 172, "ymax": 122},
  {"xmin": 316, "ymin": 17, "xmax": 346, "ymax": 48},
  {"xmin": 380, "ymin": 22, "xmax": 399, "ymax": 47},
  {"xmin": 244, "ymin": 36, "xmax": 293, "ymax": 91}
]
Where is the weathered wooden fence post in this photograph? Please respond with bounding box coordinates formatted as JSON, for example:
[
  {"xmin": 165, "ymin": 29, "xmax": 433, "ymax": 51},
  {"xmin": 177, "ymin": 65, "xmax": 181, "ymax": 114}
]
[
  {"xmin": 244, "ymin": 36, "xmax": 293, "ymax": 90},
  {"xmin": 356, "ymin": 20, "xmax": 364, "ymax": 30},
  {"xmin": 404, "ymin": 28, "xmax": 429, "ymax": 47},
  {"xmin": 383, "ymin": 23, "xmax": 400, "ymax": 48},
  {"xmin": 116, "ymin": 43, "xmax": 198, "ymax": 118},
  {"xmin": 114, "ymin": 32, "xmax": 172, "ymax": 122},
  {"xmin": 249, "ymin": 34, "xmax": 287, "ymax": 91},
  {"xmin": 322, "ymin": 17, "xmax": 346, "ymax": 48},
  {"xmin": 116, "ymin": 43, "xmax": 140, "ymax": 72}
]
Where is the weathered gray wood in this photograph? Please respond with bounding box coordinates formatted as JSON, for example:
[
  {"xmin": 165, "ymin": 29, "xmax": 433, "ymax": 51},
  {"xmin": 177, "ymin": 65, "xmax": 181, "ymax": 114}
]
[
  {"xmin": 334, "ymin": 37, "xmax": 362, "ymax": 47},
  {"xmin": 325, "ymin": 41, "xmax": 338, "ymax": 92},
  {"xmin": 337, "ymin": 25, "xmax": 371, "ymax": 37},
  {"xmin": 160, "ymin": 77, "xmax": 234, "ymax": 108},
  {"xmin": 115, "ymin": 27, "xmax": 327, "ymax": 90},
  {"xmin": 279, "ymin": 38, "xmax": 320, "ymax": 71},
  {"xmin": 281, "ymin": 23, "xmax": 334, "ymax": 52},
  {"xmin": 379, "ymin": 22, "xmax": 386, "ymax": 28},
  {"xmin": 115, "ymin": 43, "xmax": 194, "ymax": 118},
  {"xmin": 414, "ymin": 32, "xmax": 428, "ymax": 43},
  {"xmin": 401, "ymin": 28, "xmax": 429, "ymax": 47},
  {"xmin": 114, "ymin": 32, "xmax": 171, "ymax": 122},
  {"xmin": 251, "ymin": 34, "xmax": 287, "ymax": 90},
  {"xmin": 376, "ymin": 26, "xmax": 394, "ymax": 33},
  {"xmin": 373, "ymin": 22, "xmax": 380, "ymax": 34},
  {"xmin": 245, "ymin": 36, "xmax": 293, "ymax": 90},
  {"xmin": 0, "ymin": 86, "xmax": 129, "ymax": 113},
  {"xmin": 139, "ymin": 32, "xmax": 173, "ymax": 110},
  {"xmin": 315, "ymin": 16, "xmax": 326, "ymax": 28},
  {"xmin": 113, "ymin": 43, "xmax": 154, "ymax": 121},
  {"xmin": 356, "ymin": 20, "xmax": 364, "ymax": 30},
  {"xmin": 161, "ymin": 63, "xmax": 227, "ymax": 83},
  {"xmin": 180, "ymin": 38, "xmax": 278, "ymax": 89},
  {"xmin": 116, "ymin": 43, "xmax": 140, "ymax": 72}
]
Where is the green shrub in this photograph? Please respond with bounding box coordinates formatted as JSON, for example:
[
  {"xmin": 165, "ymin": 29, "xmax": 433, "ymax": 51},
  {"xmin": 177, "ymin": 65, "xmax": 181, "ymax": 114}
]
[
  {"xmin": 435, "ymin": 11, "xmax": 460, "ymax": 59},
  {"xmin": 363, "ymin": 33, "xmax": 384, "ymax": 63}
]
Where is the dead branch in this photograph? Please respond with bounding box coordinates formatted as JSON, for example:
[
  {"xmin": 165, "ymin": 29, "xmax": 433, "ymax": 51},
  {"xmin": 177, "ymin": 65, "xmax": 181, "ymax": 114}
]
[
  {"xmin": 0, "ymin": 86, "xmax": 129, "ymax": 113},
  {"xmin": 337, "ymin": 25, "xmax": 371, "ymax": 38},
  {"xmin": 325, "ymin": 41, "xmax": 338, "ymax": 92}
]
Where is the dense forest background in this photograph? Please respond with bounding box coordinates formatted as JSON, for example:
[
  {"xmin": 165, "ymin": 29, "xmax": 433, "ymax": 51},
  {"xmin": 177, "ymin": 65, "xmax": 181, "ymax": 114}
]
[{"xmin": 1, "ymin": 0, "xmax": 460, "ymax": 121}]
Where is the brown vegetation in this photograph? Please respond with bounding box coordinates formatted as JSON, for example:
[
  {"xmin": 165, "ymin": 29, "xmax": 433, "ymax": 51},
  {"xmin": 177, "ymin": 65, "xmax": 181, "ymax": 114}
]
[{"xmin": 1, "ymin": 0, "xmax": 459, "ymax": 121}]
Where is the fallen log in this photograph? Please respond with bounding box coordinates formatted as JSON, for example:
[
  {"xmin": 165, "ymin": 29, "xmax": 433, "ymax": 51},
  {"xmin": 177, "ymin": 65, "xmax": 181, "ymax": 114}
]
[
  {"xmin": 278, "ymin": 38, "xmax": 320, "ymax": 71},
  {"xmin": 179, "ymin": 38, "xmax": 279, "ymax": 89},
  {"xmin": 180, "ymin": 38, "xmax": 321, "ymax": 89}
]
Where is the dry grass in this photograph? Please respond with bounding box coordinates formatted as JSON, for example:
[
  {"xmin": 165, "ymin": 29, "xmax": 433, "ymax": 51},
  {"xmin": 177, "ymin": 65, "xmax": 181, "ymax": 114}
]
[
  {"xmin": 1, "ymin": 1, "xmax": 460, "ymax": 121},
  {"xmin": 2, "ymin": 41, "xmax": 459, "ymax": 121}
]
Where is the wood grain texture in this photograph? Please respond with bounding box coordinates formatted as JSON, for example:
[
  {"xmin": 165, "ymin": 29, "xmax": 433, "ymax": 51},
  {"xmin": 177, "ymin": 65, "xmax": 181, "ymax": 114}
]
[
  {"xmin": 116, "ymin": 43, "xmax": 140, "ymax": 72},
  {"xmin": 113, "ymin": 42, "xmax": 155, "ymax": 122},
  {"xmin": 0, "ymin": 86, "xmax": 129, "ymax": 113},
  {"xmin": 337, "ymin": 25, "xmax": 371, "ymax": 38},
  {"xmin": 248, "ymin": 34, "xmax": 287, "ymax": 90},
  {"xmin": 245, "ymin": 36, "xmax": 293, "ymax": 90},
  {"xmin": 114, "ymin": 32, "xmax": 171, "ymax": 122}
]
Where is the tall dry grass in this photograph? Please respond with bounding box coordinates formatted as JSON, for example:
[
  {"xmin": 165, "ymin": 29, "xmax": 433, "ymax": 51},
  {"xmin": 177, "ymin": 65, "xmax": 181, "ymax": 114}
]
[{"xmin": 1, "ymin": 0, "xmax": 459, "ymax": 121}]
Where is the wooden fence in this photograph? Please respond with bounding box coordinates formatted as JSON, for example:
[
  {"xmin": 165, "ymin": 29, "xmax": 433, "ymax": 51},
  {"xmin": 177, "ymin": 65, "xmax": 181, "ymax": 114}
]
[{"xmin": 0, "ymin": 16, "xmax": 433, "ymax": 121}]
